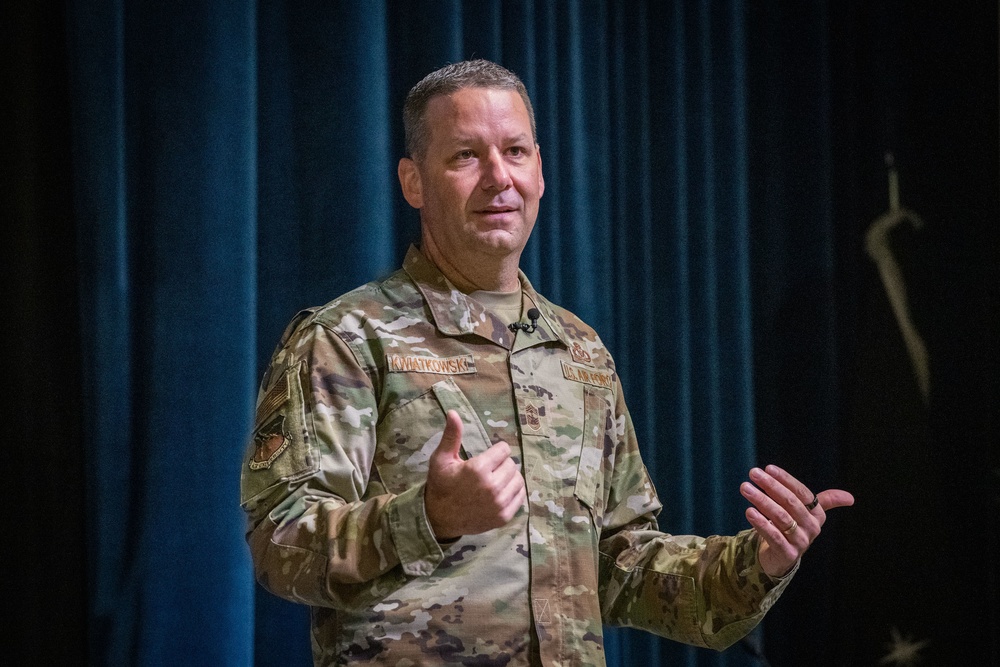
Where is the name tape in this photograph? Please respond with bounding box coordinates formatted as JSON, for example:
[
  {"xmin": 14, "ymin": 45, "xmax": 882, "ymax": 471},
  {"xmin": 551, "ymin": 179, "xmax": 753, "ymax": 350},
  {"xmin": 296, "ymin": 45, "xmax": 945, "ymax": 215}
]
[
  {"xmin": 561, "ymin": 361, "xmax": 614, "ymax": 389},
  {"xmin": 386, "ymin": 353, "xmax": 477, "ymax": 375}
]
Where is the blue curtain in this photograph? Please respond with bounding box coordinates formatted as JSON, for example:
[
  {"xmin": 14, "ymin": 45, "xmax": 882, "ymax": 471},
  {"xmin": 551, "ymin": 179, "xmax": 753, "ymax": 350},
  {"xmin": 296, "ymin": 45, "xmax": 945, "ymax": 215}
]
[
  {"xmin": 67, "ymin": 1, "xmax": 820, "ymax": 665},
  {"xmin": 68, "ymin": 0, "xmax": 257, "ymax": 664}
]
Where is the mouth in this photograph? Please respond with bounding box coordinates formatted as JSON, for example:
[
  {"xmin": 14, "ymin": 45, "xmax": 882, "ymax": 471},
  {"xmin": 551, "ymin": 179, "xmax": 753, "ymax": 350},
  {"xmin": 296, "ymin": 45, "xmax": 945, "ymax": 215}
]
[
  {"xmin": 472, "ymin": 208, "xmax": 520, "ymax": 230},
  {"xmin": 471, "ymin": 196, "xmax": 523, "ymax": 227},
  {"xmin": 475, "ymin": 205, "xmax": 518, "ymax": 215}
]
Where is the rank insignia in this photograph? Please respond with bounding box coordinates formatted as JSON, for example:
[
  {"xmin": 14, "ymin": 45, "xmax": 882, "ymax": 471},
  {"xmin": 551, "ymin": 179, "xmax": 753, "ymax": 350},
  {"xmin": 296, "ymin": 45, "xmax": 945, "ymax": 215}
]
[
  {"xmin": 571, "ymin": 342, "xmax": 593, "ymax": 365},
  {"xmin": 518, "ymin": 398, "xmax": 546, "ymax": 434}
]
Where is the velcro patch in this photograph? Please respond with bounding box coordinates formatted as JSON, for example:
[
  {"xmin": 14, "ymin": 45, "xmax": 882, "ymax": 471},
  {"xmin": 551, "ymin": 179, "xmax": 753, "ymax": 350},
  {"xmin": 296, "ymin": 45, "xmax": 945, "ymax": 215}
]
[
  {"xmin": 255, "ymin": 372, "xmax": 290, "ymax": 430},
  {"xmin": 561, "ymin": 361, "xmax": 614, "ymax": 390},
  {"xmin": 386, "ymin": 354, "xmax": 476, "ymax": 375},
  {"xmin": 250, "ymin": 415, "xmax": 290, "ymax": 470},
  {"xmin": 570, "ymin": 342, "xmax": 594, "ymax": 365},
  {"xmin": 518, "ymin": 397, "xmax": 546, "ymax": 434}
]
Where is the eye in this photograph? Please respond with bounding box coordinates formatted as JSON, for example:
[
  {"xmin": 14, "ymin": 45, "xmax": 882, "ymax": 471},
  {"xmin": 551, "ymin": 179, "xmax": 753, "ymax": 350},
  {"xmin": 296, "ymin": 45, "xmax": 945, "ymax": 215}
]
[
  {"xmin": 455, "ymin": 149, "xmax": 475, "ymax": 160},
  {"xmin": 508, "ymin": 146, "xmax": 524, "ymax": 157}
]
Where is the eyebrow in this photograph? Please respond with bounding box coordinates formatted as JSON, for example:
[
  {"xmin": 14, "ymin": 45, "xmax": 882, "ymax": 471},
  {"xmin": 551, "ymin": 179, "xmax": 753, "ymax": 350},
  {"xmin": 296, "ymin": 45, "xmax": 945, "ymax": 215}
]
[{"xmin": 448, "ymin": 132, "xmax": 532, "ymax": 145}]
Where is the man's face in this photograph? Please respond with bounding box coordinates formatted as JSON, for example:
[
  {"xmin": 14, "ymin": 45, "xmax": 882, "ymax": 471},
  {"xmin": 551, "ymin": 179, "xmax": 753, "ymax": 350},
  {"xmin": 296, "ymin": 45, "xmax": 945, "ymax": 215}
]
[{"xmin": 399, "ymin": 87, "xmax": 544, "ymax": 279}]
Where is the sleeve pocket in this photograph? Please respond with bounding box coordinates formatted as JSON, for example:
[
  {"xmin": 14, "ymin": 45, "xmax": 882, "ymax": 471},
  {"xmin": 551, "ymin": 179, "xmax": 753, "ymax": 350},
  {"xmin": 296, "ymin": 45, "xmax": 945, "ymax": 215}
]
[{"xmin": 240, "ymin": 361, "xmax": 319, "ymax": 511}]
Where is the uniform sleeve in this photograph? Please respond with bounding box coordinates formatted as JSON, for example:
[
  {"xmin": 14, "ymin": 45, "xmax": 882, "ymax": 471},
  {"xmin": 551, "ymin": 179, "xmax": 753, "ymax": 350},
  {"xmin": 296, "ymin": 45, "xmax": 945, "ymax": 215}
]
[
  {"xmin": 596, "ymin": 381, "xmax": 796, "ymax": 650},
  {"xmin": 239, "ymin": 321, "xmax": 447, "ymax": 611}
]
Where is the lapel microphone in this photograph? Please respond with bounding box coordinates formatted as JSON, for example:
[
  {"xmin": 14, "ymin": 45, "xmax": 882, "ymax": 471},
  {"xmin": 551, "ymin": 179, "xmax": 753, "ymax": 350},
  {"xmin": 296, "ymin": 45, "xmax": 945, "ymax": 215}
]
[{"xmin": 509, "ymin": 308, "xmax": 541, "ymax": 334}]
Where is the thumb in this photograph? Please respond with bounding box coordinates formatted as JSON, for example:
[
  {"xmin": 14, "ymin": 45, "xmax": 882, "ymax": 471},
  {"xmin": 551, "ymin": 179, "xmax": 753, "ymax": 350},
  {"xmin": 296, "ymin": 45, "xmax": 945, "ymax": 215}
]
[
  {"xmin": 431, "ymin": 410, "xmax": 464, "ymax": 465},
  {"xmin": 818, "ymin": 488, "xmax": 856, "ymax": 510}
]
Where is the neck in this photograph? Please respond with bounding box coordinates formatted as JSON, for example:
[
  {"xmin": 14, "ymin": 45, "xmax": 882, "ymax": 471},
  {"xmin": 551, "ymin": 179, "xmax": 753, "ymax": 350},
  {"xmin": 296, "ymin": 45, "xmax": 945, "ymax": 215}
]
[{"xmin": 420, "ymin": 236, "xmax": 522, "ymax": 293}]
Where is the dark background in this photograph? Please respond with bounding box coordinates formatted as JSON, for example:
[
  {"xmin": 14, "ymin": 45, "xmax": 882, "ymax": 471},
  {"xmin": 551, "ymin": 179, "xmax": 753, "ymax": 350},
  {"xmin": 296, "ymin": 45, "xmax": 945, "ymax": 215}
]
[{"xmin": 7, "ymin": 1, "xmax": 997, "ymax": 665}]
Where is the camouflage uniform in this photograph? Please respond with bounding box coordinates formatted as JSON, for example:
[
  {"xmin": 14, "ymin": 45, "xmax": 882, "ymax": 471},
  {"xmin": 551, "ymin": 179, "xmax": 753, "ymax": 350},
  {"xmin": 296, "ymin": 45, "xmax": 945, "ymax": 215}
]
[{"xmin": 241, "ymin": 246, "xmax": 794, "ymax": 666}]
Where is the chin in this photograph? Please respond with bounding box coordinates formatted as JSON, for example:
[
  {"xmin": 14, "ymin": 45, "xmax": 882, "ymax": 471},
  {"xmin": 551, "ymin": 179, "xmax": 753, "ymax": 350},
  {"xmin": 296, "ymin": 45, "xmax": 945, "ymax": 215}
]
[{"xmin": 472, "ymin": 230, "xmax": 528, "ymax": 256}]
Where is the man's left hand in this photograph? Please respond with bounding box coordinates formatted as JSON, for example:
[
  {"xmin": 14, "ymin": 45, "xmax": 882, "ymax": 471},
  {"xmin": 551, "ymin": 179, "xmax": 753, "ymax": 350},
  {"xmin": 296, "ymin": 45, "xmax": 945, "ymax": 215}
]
[{"xmin": 740, "ymin": 465, "xmax": 855, "ymax": 578}]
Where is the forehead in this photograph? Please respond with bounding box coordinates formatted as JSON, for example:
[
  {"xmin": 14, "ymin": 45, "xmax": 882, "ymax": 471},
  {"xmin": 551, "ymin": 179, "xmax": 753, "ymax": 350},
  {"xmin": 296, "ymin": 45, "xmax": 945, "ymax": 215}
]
[{"xmin": 424, "ymin": 87, "xmax": 532, "ymax": 144}]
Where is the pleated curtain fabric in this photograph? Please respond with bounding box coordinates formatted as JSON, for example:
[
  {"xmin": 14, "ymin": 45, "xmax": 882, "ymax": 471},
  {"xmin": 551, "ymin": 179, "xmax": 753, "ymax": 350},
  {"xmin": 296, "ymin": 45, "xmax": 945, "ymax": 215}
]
[
  {"xmin": 68, "ymin": 1, "xmax": 258, "ymax": 664},
  {"xmin": 71, "ymin": 2, "xmax": 763, "ymax": 665}
]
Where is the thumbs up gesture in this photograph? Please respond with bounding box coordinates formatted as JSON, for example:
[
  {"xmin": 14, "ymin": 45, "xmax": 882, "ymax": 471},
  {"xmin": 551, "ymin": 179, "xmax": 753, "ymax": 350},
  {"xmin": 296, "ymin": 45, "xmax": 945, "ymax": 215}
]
[{"xmin": 424, "ymin": 410, "xmax": 527, "ymax": 541}]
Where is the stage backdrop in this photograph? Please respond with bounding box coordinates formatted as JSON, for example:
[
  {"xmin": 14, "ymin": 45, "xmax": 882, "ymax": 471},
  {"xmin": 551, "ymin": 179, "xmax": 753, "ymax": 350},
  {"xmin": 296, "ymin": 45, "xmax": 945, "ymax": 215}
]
[{"xmin": 6, "ymin": 0, "xmax": 984, "ymax": 665}]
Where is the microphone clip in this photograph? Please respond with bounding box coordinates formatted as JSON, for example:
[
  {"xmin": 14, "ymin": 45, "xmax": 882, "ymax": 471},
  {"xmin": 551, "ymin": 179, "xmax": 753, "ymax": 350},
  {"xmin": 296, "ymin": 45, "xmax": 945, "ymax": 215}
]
[{"xmin": 509, "ymin": 308, "xmax": 541, "ymax": 334}]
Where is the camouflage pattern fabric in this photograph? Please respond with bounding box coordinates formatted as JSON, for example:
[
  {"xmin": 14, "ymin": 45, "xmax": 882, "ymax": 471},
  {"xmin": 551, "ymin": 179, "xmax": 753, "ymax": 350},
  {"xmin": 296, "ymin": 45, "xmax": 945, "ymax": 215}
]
[{"xmin": 241, "ymin": 246, "xmax": 795, "ymax": 666}]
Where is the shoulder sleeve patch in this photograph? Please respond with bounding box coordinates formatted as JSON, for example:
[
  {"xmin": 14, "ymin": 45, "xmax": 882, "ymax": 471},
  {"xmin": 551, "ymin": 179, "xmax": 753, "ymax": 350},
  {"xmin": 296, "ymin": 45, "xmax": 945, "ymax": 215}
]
[
  {"xmin": 241, "ymin": 361, "xmax": 318, "ymax": 510},
  {"xmin": 250, "ymin": 415, "xmax": 290, "ymax": 470}
]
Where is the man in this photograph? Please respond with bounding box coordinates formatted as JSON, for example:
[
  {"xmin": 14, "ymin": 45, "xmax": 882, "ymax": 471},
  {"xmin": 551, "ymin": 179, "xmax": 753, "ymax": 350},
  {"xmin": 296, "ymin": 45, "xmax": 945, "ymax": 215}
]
[{"xmin": 240, "ymin": 59, "xmax": 853, "ymax": 666}]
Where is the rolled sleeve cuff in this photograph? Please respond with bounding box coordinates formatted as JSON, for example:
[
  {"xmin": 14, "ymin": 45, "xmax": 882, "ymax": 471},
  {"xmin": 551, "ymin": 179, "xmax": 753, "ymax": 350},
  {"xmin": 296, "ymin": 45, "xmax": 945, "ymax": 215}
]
[
  {"xmin": 733, "ymin": 528, "xmax": 799, "ymax": 599},
  {"xmin": 703, "ymin": 529, "xmax": 800, "ymax": 650},
  {"xmin": 386, "ymin": 482, "xmax": 445, "ymax": 577}
]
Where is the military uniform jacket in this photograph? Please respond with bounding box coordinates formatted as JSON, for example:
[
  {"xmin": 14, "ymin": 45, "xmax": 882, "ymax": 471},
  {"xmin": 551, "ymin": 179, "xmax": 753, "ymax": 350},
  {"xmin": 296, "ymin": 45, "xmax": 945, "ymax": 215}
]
[{"xmin": 241, "ymin": 246, "xmax": 793, "ymax": 666}]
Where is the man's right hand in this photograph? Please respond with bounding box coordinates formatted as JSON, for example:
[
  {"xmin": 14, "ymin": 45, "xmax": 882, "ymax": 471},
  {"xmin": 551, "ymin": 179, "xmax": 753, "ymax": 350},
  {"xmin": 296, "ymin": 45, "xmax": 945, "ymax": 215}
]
[{"xmin": 424, "ymin": 410, "xmax": 526, "ymax": 541}]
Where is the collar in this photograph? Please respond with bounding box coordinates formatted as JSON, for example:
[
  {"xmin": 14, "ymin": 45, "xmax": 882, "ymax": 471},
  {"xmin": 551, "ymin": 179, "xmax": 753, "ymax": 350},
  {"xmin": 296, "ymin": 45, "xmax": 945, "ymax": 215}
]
[{"xmin": 401, "ymin": 244, "xmax": 572, "ymax": 350}]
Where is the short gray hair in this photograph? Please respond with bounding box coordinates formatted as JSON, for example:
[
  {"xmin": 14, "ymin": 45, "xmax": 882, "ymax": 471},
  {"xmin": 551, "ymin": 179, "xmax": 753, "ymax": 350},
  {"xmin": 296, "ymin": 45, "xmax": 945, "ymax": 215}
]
[{"xmin": 402, "ymin": 59, "xmax": 537, "ymax": 160}]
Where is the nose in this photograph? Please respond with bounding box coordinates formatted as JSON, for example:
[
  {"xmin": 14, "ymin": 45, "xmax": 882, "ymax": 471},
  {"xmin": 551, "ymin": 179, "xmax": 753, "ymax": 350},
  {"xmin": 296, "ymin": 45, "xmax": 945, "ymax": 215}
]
[{"xmin": 480, "ymin": 149, "xmax": 512, "ymax": 191}]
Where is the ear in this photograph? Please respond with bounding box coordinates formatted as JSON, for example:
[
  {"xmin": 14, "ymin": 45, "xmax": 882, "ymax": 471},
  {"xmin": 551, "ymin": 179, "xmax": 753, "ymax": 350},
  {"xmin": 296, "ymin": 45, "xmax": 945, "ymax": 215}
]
[
  {"xmin": 398, "ymin": 157, "xmax": 423, "ymax": 209},
  {"xmin": 536, "ymin": 145, "xmax": 545, "ymax": 198}
]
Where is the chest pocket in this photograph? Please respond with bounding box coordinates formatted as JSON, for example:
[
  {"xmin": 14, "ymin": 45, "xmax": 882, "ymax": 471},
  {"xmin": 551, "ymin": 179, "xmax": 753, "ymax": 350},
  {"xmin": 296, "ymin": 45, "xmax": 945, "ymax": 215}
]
[
  {"xmin": 374, "ymin": 377, "xmax": 492, "ymax": 493},
  {"xmin": 517, "ymin": 369, "xmax": 612, "ymax": 521},
  {"xmin": 574, "ymin": 386, "xmax": 611, "ymax": 516},
  {"xmin": 430, "ymin": 378, "xmax": 492, "ymax": 458}
]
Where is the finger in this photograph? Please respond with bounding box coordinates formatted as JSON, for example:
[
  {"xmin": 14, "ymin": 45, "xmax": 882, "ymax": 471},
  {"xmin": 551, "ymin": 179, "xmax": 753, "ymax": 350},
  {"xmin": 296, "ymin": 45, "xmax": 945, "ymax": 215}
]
[
  {"xmin": 745, "ymin": 506, "xmax": 797, "ymax": 553},
  {"xmin": 817, "ymin": 489, "xmax": 855, "ymax": 510},
  {"xmin": 495, "ymin": 472, "xmax": 526, "ymax": 515},
  {"xmin": 741, "ymin": 480, "xmax": 797, "ymax": 532},
  {"xmin": 745, "ymin": 506, "xmax": 779, "ymax": 538},
  {"xmin": 431, "ymin": 410, "xmax": 464, "ymax": 463},
  {"xmin": 490, "ymin": 455, "xmax": 521, "ymax": 485},
  {"xmin": 747, "ymin": 507, "xmax": 801, "ymax": 577},
  {"xmin": 472, "ymin": 440, "xmax": 514, "ymax": 472},
  {"xmin": 748, "ymin": 468, "xmax": 802, "ymax": 516},
  {"xmin": 764, "ymin": 465, "xmax": 815, "ymax": 506},
  {"xmin": 501, "ymin": 485, "xmax": 527, "ymax": 522}
]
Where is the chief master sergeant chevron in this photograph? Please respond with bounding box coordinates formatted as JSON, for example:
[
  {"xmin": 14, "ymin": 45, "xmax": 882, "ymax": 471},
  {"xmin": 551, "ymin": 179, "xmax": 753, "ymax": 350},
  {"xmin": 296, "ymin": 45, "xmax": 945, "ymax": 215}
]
[{"xmin": 240, "ymin": 59, "xmax": 854, "ymax": 666}]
